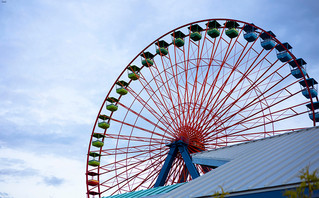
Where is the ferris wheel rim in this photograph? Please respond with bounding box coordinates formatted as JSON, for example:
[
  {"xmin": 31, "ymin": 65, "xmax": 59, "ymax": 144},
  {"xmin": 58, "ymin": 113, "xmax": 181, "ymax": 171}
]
[{"xmin": 86, "ymin": 18, "xmax": 318, "ymax": 197}]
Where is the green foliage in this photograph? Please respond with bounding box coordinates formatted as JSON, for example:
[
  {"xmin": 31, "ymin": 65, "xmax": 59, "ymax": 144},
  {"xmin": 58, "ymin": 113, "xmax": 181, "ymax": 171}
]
[
  {"xmin": 284, "ymin": 166, "xmax": 319, "ymax": 198},
  {"xmin": 211, "ymin": 186, "xmax": 229, "ymax": 198}
]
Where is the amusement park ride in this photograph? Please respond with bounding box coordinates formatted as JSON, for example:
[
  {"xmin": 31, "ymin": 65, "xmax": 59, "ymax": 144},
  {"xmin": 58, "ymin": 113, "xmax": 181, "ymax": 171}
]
[{"xmin": 85, "ymin": 18, "xmax": 319, "ymax": 197}]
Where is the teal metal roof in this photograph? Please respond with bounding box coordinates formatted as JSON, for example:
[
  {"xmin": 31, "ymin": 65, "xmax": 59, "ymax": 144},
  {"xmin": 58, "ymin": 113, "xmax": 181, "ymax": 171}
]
[{"xmin": 102, "ymin": 183, "xmax": 185, "ymax": 198}]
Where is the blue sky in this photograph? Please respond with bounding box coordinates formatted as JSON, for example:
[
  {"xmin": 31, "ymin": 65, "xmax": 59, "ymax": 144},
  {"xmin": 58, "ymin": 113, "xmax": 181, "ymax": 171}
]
[{"xmin": 0, "ymin": 0, "xmax": 319, "ymax": 197}]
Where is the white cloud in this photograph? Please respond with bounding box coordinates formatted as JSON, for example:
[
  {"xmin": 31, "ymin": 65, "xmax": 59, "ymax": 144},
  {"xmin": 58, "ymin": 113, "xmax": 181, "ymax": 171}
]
[
  {"xmin": 0, "ymin": 147, "xmax": 85, "ymax": 198},
  {"xmin": 0, "ymin": 0, "xmax": 319, "ymax": 197}
]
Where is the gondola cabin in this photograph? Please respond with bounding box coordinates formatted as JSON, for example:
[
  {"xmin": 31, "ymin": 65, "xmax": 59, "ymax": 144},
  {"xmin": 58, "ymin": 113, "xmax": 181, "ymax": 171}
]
[
  {"xmin": 288, "ymin": 58, "xmax": 307, "ymax": 79},
  {"xmin": 206, "ymin": 20, "xmax": 221, "ymax": 38},
  {"xmin": 89, "ymin": 152, "xmax": 102, "ymax": 158},
  {"xmin": 92, "ymin": 140, "xmax": 104, "ymax": 148},
  {"xmin": 243, "ymin": 23, "xmax": 258, "ymax": 42},
  {"xmin": 306, "ymin": 102, "xmax": 319, "ymax": 122},
  {"xmin": 106, "ymin": 97, "xmax": 119, "ymax": 112},
  {"xmin": 87, "ymin": 179, "xmax": 99, "ymax": 186},
  {"xmin": 156, "ymin": 40, "xmax": 169, "ymax": 56},
  {"xmin": 88, "ymin": 159, "xmax": 100, "ymax": 167},
  {"xmin": 115, "ymin": 80, "xmax": 129, "ymax": 95},
  {"xmin": 188, "ymin": 24, "xmax": 203, "ymax": 41},
  {"xmin": 127, "ymin": 65, "xmax": 141, "ymax": 80},
  {"xmin": 141, "ymin": 51, "xmax": 154, "ymax": 67},
  {"xmin": 299, "ymin": 78, "xmax": 318, "ymax": 99},
  {"xmin": 225, "ymin": 21, "xmax": 240, "ymax": 39},
  {"xmin": 260, "ymin": 31, "xmax": 276, "ymax": 50},
  {"xmin": 98, "ymin": 114, "xmax": 110, "ymax": 129},
  {"xmin": 171, "ymin": 30, "xmax": 186, "ymax": 47},
  {"xmin": 275, "ymin": 42, "xmax": 293, "ymax": 62},
  {"xmin": 87, "ymin": 171, "xmax": 99, "ymax": 186},
  {"xmin": 93, "ymin": 133, "xmax": 105, "ymax": 139}
]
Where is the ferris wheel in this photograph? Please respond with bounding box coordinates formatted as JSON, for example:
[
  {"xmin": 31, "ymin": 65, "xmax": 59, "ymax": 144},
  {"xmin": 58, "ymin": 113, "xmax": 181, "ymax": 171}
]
[{"xmin": 86, "ymin": 18, "xmax": 319, "ymax": 197}]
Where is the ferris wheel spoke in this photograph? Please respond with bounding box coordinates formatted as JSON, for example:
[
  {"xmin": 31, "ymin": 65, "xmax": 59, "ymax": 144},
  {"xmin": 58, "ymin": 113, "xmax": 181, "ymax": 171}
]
[
  {"xmin": 154, "ymin": 54, "xmax": 185, "ymax": 126},
  {"xmin": 207, "ymin": 107, "xmax": 309, "ymax": 141},
  {"xmin": 136, "ymin": 72, "xmax": 181, "ymax": 130},
  {"xmin": 124, "ymin": 85, "xmax": 175, "ymax": 133},
  {"xmin": 101, "ymin": 152, "xmax": 167, "ymax": 194},
  {"xmin": 204, "ymin": 91, "xmax": 305, "ymax": 139},
  {"xmin": 200, "ymin": 59, "xmax": 287, "ymax": 133},
  {"xmin": 109, "ymin": 117, "xmax": 169, "ymax": 139},
  {"xmin": 205, "ymin": 76, "xmax": 296, "ymax": 134},
  {"xmin": 116, "ymin": 102, "xmax": 171, "ymax": 134},
  {"xmin": 103, "ymin": 133, "xmax": 164, "ymax": 143},
  {"xmin": 99, "ymin": 143, "xmax": 164, "ymax": 156},
  {"xmin": 200, "ymin": 46, "xmax": 269, "ymax": 121},
  {"xmin": 99, "ymin": 149, "xmax": 167, "ymax": 176}
]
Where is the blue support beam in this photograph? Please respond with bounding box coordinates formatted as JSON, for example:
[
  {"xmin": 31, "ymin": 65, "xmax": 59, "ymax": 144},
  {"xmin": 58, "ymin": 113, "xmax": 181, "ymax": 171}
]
[
  {"xmin": 154, "ymin": 144, "xmax": 178, "ymax": 187},
  {"xmin": 154, "ymin": 140, "xmax": 200, "ymax": 187},
  {"xmin": 177, "ymin": 142, "xmax": 200, "ymax": 180}
]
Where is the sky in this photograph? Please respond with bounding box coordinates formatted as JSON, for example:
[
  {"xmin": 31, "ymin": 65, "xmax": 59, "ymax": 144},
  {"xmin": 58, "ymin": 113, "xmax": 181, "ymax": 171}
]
[{"xmin": 0, "ymin": 0, "xmax": 319, "ymax": 198}]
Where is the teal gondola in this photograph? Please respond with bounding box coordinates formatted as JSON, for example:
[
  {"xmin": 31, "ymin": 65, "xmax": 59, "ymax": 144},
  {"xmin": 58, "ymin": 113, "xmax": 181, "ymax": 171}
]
[
  {"xmin": 243, "ymin": 23, "xmax": 258, "ymax": 42},
  {"xmin": 260, "ymin": 31, "xmax": 276, "ymax": 50},
  {"xmin": 288, "ymin": 58, "xmax": 307, "ymax": 79},
  {"xmin": 299, "ymin": 78, "xmax": 318, "ymax": 99},
  {"xmin": 275, "ymin": 42, "xmax": 292, "ymax": 62},
  {"xmin": 306, "ymin": 102, "xmax": 319, "ymax": 122}
]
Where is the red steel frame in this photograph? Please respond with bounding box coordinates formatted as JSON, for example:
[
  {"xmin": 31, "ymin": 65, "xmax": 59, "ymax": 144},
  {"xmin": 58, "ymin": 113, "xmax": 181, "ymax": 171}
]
[{"xmin": 86, "ymin": 19, "xmax": 318, "ymax": 198}]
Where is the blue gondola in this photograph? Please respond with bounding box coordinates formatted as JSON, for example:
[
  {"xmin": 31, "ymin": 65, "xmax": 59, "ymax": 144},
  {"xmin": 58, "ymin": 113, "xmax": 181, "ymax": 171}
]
[
  {"xmin": 260, "ymin": 31, "xmax": 276, "ymax": 50},
  {"xmin": 288, "ymin": 58, "xmax": 307, "ymax": 79},
  {"xmin": 306, "ymin": 102, "xmax": 319, "ymax": 122},
  {"xmin": 275, "ymin": 42, "xmax": 292, "ymax": 62},
  {"xmin": 243, "ymin": 23, "xmax": 258, "ymax": 42},
  {"xmin": 299, "ymin": 78, "xmax": 318, "ymax": 99}
]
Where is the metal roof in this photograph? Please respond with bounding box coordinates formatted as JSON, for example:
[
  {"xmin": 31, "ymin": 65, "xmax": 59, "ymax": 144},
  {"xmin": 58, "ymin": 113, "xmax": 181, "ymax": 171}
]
[
  {"xmin": 102, "ymin": 183, "xmax": 185, "ymax": 198},
  {"xmin": 162, "ymin": 126, "xmax": 319, "ymax": 198}
]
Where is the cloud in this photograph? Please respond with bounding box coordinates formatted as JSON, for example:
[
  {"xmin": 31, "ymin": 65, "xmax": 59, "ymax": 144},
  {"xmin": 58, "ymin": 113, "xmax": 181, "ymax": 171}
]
[
  {"xmin": 0, "ymin": 147, "xmax": 85, "ymax": 198},
  {"xmin": 0, "ymin": 167, "xmax": 38, "ymax": 177},
  {"xmin": 0, "ymin": 192, "xmax": 13, "ymax": 198},
  {"xmin": 0, "ymin": 0, "xmax": 319, "ymax": 197},
  {"xmin": 43, "ymin": 176, "xmax": 64, "ymax": 186}
]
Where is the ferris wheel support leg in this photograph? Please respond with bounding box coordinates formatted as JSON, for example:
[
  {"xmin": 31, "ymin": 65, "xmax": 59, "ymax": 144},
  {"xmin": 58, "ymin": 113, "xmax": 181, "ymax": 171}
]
[
  {"xmin": 154, "ymin": 140, "xmax": 200, "ymax": 187},
  {"xmin": 177, "ymin": 143, "xmax": 200, "ymax": 180},
  {"xmin": 154, "ymin": 144, "xmax": 178, "ymax": 187}
]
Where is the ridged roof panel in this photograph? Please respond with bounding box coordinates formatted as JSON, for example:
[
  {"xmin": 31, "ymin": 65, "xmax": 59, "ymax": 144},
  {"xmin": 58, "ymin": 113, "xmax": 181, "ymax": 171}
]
[{"xmin": 163, "ymin": 126, "xmax": 319, "ymax": 198}]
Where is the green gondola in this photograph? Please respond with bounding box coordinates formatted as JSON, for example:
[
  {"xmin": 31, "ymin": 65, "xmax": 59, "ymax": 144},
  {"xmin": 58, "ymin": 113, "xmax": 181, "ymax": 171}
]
[
  {"xmin": 206, "ymin": 20, "xmax": 221, "ymax": 38},
  {"xmin": 88, "ymin": 160, "xmax": 100, "ymax": 167},
  {"xmin": 141, "ymin": 52, "xmax": 154, "ymax": 67},
  {"xmin": 127, "ymin": 65, "xmax": 141, "ymax": 80},
  {"xmin": 106, "ymin": 97, "xmax": 119, "ymax": 111},
  {"xmin": 225, "ymin": 21, "xmax": 240, "ymax": 39},
  {"xmin": 116, "ymin": 80, "xmax": 129, "ymax": 95},
  {"xmin": 171, "ymin": 31, "xmax": 186, "ymax": 47},
  {"xmin": 92, "ymin": 140, "xmax": 104, "ymax": 148},
  {"xmin": 93, "ymin": 133, "xmax": 105, "ymax": 139},
  {"xmin": 98, "ymin": 121, "xmax": 109, "ymax": 129},
  {"xmin": 156, "ymin": 40, "xmax": 169, "ymax": 56},
  {"xmin": 98, "ymin": 115, "xmax": 110, "ymax": 129},
  {"xmin": 89, "ymin": 152, "xmax": 102, "ymax": 157},
  {"xmin": 188, "ymin": 24, "xmax": 203, "ymax": 41}
]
